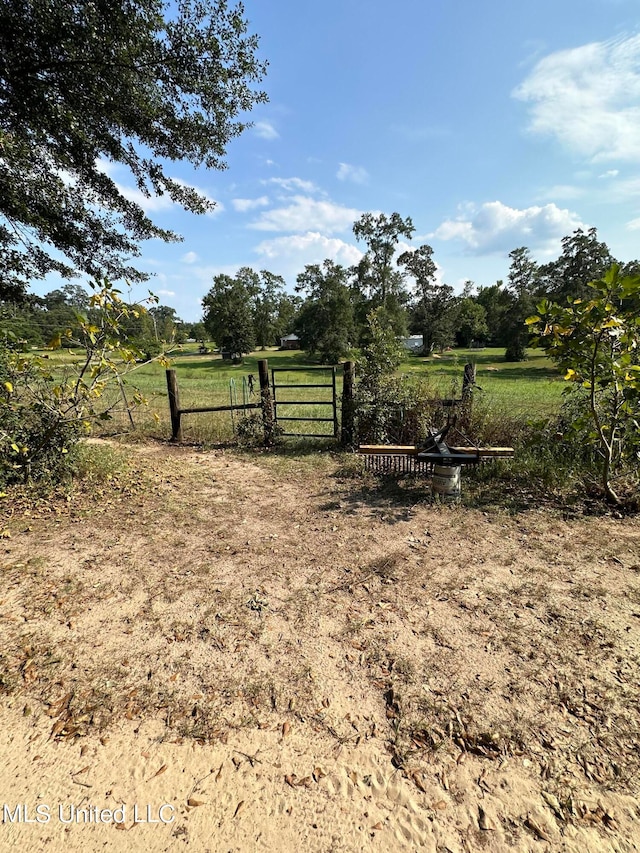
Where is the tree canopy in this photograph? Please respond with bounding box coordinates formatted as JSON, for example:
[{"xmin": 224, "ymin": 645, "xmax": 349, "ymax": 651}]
[{"xmin": 0, "ymin": 0, "xmax": 267, "ymax": 299}]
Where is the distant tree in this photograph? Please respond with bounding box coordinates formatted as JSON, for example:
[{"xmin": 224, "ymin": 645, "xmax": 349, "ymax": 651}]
[
  {"xmin": 0, "ymin": 0, "xmax": 267, "ymax": 299},
  {"xmin": 454, "ymin": 298, "xmax": 488, "ymax": 347},
  {"xmin": 398, "ymin": 244, "xmax": 456, "ymax": 353},
  {"xmin": 537, "ymin": 228, "xmax": 614, "ymax": 303},
  {"xmin": 504, "ymin": 247, "xmax": 538, "ymax": 361},
  {"xmin": 190, "ymin": 322, "xmax": 208, "ymax": 343},
  {"xmin": 202, "ymin": 274, "xmax": 256, "ymax": 358},
  {"xmin": 149, "ymin": 305, "xmax": 182, "ymax": 343},
  {"xmin": 242, "ymin": 268, "xmax": 288, "ymax": 348},
  {"xmin": 294, "ymin": 261, "xmax": 354, "ymax": 363},
  {"xmin": 475, "ymin": 281, "xmax": 512, "ymax": 346},
  {"xmin": 275, "ymin": 293, "xmax": 302, "ymax": 340},
  {"xmin": 353, "ymin": 212, "xmax": 414, "ymax": 304}
]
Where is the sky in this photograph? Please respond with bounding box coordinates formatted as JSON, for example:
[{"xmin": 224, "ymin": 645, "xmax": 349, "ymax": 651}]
[{"xmin": 35, "ymin": 0, "xmax": 640, "ymax": 320}]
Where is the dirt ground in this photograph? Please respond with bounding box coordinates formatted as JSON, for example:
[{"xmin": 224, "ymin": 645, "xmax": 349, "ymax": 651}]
[{"xmin": 1, "ymin": 440, "xmax": 639, "ymax": 852}]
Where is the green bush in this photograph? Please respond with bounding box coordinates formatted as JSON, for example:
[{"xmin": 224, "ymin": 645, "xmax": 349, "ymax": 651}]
[{"xmin": 0, "ymin": 345, "xmax": 84, "ymax": 486}]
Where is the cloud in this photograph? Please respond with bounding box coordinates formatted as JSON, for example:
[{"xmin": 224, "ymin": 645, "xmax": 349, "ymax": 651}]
[
  {"xmin": 254, "ymin": 232, "xmax": 363, "ymax": 281},
  {"xmin": 231, "ymin": 195, "xmax": 270, "ymax": 212},
  {"xmin": 263, "ymin": 177, "xmax": 320, "ymax": 194},
  {"xmin": 157, "ymin": 289, "xmax": 176, "ymax": 297},
  {"xmin": 535, "ymin": 184, "xmax": 585, "ymax": 201},
  {"xmin": 253, "ymin": 121, "xmax": 279, "ymax": 140},
  {"xmin": 626, "ymin": 217, "xmax": 640, "ymax": 231},
  {"xmin": 336, "ymin": 163, "xmax": 369, "ymax": 184},
  {"xmin": 432, "ymin": 200, "xmax": 584, "ymax": 254},
  {"xmin": 249, "ymin": 196, "xmax": 361, "ymax": 234},
  {"xmin": 96, "ymin": 159, "xmax": 222, "ymax": 216},
  {"xmin": 181, "ymin": 251, "xmax": 199, "ymax": 264},
  {"xmin": 599, "ymin": 169, "xmax": 619, "ymax": 179},
  {"xmin": 513, "ymin": 34, "xmax": 640, "ymax": 162}
]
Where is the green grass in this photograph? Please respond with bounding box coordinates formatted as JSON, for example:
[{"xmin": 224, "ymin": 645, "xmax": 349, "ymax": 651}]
[{"xmin": 32, "ymin": 344, "xmax": 565, "ymax": 442}]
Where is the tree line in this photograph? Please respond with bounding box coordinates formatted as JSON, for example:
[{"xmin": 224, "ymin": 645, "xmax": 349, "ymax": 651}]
[
  {"xmin": 4, "ymin": 215, "xmax": 636, "ymax": 364},
  {"xmin": 0, "ymin": 283, "xmax": 205, "ymax": 358},
  {"xmin": 200, "ymin": 214, "xmax": 639, "ymax": 363}
]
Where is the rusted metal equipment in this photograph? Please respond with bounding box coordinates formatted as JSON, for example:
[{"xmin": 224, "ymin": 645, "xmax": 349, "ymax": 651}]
[{"xmin": 358, "ymin": 421, "xmax": 514, "ymax": 479}]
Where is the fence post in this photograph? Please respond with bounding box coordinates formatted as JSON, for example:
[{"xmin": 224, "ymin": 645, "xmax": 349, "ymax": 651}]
[
  {"xmin": 341, "ymin": 360, "xmax": 356, "ymax": 447},
  {"xmin": 258, "ymin": 359, "xmax": 274, "ymax": 444},
  {"xmin": 166, "ymin": 368, "xmax": 182, "ymax": 442},
  {"xmin": 461, "ymin": 362, "xmax": 476, "ymax": 426}
]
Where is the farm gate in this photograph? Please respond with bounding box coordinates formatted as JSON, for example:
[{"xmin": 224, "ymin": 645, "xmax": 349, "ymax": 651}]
[{"xmin": 271, "ymin": 366, "xmax": 338, "ymax": 438}]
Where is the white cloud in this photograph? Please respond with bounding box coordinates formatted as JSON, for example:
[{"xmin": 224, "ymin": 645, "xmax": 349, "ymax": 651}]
[
  {"xmin": 626, "ymin": 217, "xmax": 640, "ymax": 231},
  {"xmin": 513, "ymin": 34, "xmax": 640, "ymax": 163},
  {"xmin": 115, "ymin": 184, "xmax": 175, "ymax": 213},
  {"xmin": 336, "ymin": 162, "xmax": 369, "ymax": 184},
  {"xmin": 599, "ymin": 169, "xmax": 619, "ymax": 179},
  {"xmin": 432, "ymin": 200, "xmax": 585, "ymax": 254},
  {"xmin": 181, "ymin": 251, "xmax": 199, "ymax": 264},
  {"xmin": 96, "ymin": 159, "xmax": 222, "ymax": 216},
  {"xmin": 535, "ymin": 184, "xmax": 585, "ymax": 200},
  {"xmin": 249, "ymin": 196, "xmax": 361, "ymax": 234},
  {"xmin": 254, "ymin": 121, "xmax": 279, "ymax": 140},
  {"xmin": 157, "ymin": 289, "xmax": 176, "ymax": 297},
  {"xmin": 254, "ymin": 232, "xmax": 363, "ymax": 281},
  {"xmin": 231, "ymin": 195, "xmax": 270, "ymax": 212},
  {"xmin": 263, "ymin": 176, "xmax": 320, "ymax": 194}
]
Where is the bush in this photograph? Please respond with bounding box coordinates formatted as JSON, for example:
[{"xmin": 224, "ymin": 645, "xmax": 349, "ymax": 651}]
[{"xmin": 0, "ymin": 345, "xmax": 85, "ymax": 486}]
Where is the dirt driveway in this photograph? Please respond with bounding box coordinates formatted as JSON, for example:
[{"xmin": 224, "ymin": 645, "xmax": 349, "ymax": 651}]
[{"xmin": 1, "ymin": 441, "xmax": 639, "ymax": 851}]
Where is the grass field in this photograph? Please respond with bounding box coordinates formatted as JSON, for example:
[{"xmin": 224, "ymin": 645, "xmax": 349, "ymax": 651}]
[{"xmin": 37, "ymin": 344, "xmax": 565, "ymax": 443}]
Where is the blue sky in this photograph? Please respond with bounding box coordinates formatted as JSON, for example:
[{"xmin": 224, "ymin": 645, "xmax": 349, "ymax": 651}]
[{"xmin": 39, "ymin": 0, "xmax": 640, "ymax": 320}]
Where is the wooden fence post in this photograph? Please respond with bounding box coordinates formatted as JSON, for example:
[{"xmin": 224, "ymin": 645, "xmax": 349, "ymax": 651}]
[
  {"xmin": 341, "ymin": 360, "xmax": 356, "ymax": 447},
  {"xmin": 166, "ymin": 368, "xmax": 182, "ymax": 442},
  {"xmin": 258, "ymin": 359, "xmax": 274, "ymax": 445},
  {"xmin": 461, "ymin": 362, "xmax": 476, "ymax": 426}
]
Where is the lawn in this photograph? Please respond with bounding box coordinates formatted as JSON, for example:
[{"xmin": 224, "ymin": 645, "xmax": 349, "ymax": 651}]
[{"xmin": 36, "ymin": 344, "xmax": 565, "ymax": 442}]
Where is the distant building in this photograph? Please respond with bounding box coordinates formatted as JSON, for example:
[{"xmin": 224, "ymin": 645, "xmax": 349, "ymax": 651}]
[
  {"xmin": 402, "ymin": 335, "xmax": 423, "ymax": 352},
  {"xmin": 280, "ymin": 333, "xmax": 300, "ymax": 350}
]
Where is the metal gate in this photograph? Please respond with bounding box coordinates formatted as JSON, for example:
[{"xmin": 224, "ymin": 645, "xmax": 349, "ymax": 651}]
[{"xmin": 271, "ymin": 366, "xmax": 338, "ymax": 438}]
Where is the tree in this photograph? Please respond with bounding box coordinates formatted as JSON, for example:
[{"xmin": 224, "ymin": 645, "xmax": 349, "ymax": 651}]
[
  {"xmin": 537, "ymin": 228, "xmax": 614, "ymax": 303},
  {"xmin": 202, "ymin": 273, "xmax": 255, "ymax": 358},
  {"xmin": 353, "ymin": 212, "xmax": 414, "ymax": 304},
  {"xmin": 294, "ymin": 261, "xmax": 354, "ymax": 363},
  {"xmin": 149, "ymin": 305, "xmax": 181, "ymax": 343},
  {"xmin": 398, "ymin": 244, "xmax": 456, "ymax": 353},
  {"xmin": 454, "ymin": 298, "xmax": 488, "ymax": 347},
  {"xmin": 476, "ymin": 281, "xmax": 512, "ymax": 346},
  {"xmin": 0, "ymin": 0, "xmax": 267, "ymax": 299},
  {"xmin": 527, "ymin": 265, "xmax": 640, "ymax": 504},
  {"xmin": 503, "ymin": 247, "xmax": 538, "ymax": 361},
  {"xmin": 242, "ymin": 268, "xmax": 288, "ymax": 348}
]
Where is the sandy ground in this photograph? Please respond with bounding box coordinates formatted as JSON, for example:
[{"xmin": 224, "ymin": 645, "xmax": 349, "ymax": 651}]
[{"xmin": 1, "ymin": 441, "xmax": 639, "ymax": 852}]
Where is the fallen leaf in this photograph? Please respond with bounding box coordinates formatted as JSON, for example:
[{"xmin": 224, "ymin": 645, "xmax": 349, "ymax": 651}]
[
  {"xmin": 525, "ymin": 816, "xmax": 552, "ymax": 842},
  {"xmin": 187, "ymin": 798, "xmax": 205, "ymax": 807},
  {"xmin": 284, "ymin": 774, "xmax": 298, "ymax": 788},
  {"xmin": 372, "ymin": 822, "xmax": 383, "ymax": 830},
  {"xmin": 479, "ymin": 806, "xmax": 496, "ymax": 831},
  {"xmin": 147, "ymin": 764, "xmax": 167, "ymax": 781},
  {"xmin": 541, "ymin": 791, "xmax": 564, "ymax": 819},
  {"xmin": 411, "ymin": 771, "xmax": 427, "ymax": 793},
  {"xmin": 233, "ymin": 801, "xmax": 245, "ymax": 818}
]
